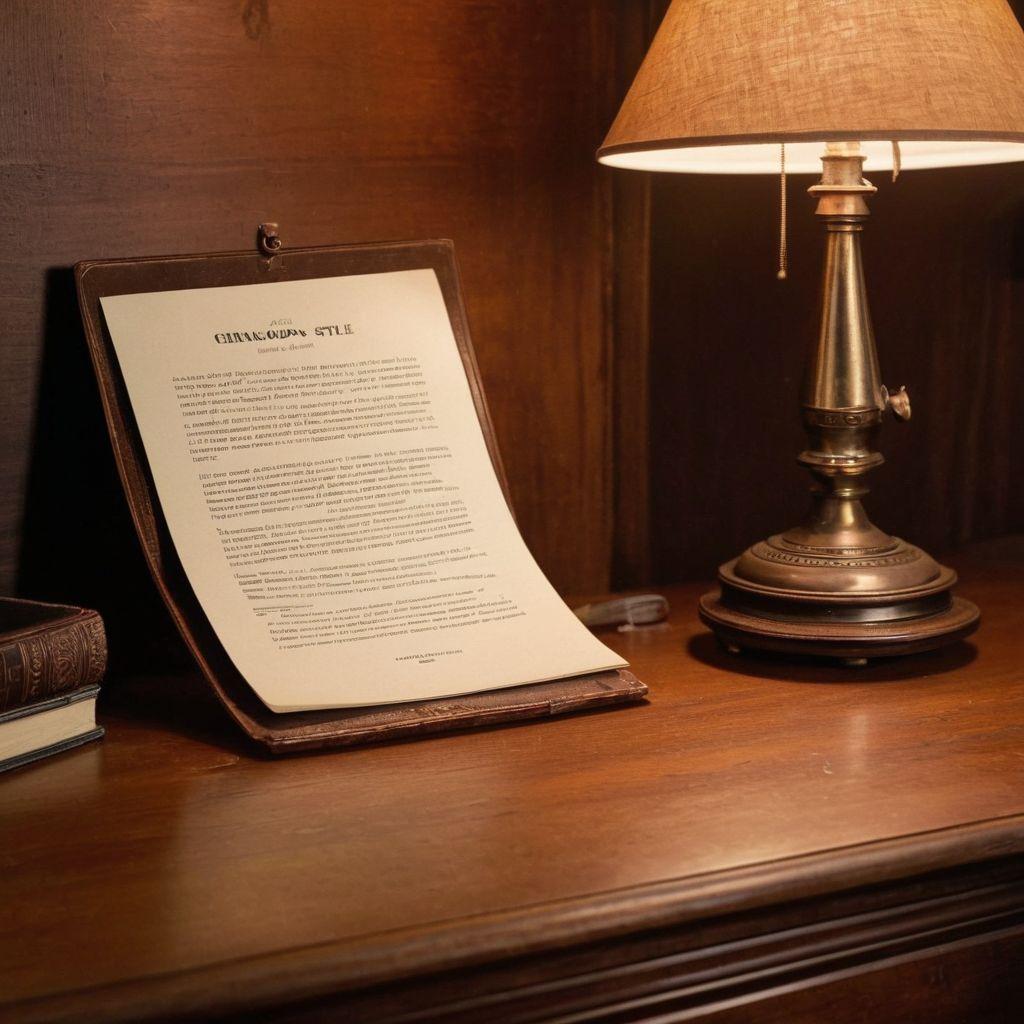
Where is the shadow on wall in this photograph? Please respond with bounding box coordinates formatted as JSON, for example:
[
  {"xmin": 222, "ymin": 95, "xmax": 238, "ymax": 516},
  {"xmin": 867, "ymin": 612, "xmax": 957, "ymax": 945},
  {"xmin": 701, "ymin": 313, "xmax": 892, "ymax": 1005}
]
[{"xmin": 16, "ymin": 267, "xmax": 183, "ymax": 672}]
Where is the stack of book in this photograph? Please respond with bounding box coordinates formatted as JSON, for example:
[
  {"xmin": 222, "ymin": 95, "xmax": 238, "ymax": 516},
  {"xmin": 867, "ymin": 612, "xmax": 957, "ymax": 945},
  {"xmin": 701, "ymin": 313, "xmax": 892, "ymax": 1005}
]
[{"xmin": 0, "ymin": 598, "xmax": 107, "ymax": 773}]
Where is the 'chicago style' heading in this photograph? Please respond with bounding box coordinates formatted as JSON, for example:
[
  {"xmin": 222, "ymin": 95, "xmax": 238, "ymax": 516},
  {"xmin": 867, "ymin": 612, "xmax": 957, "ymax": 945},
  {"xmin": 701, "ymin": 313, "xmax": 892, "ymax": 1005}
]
[{"xmin": 214, "ymin": 322, "xmax": 354, "ymax": 344}]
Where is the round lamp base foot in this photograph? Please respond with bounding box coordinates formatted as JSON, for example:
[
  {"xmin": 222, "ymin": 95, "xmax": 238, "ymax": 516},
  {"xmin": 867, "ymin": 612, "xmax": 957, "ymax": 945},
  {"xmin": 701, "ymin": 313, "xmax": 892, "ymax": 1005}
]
[{"xmin": 698, "ymin": 591, "xmax": 979, "ymax": 664}]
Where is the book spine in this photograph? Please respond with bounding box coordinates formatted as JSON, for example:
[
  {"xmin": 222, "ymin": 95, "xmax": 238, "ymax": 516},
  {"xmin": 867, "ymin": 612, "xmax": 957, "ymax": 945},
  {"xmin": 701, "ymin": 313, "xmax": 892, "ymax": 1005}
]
[{"xmin": 0, "ymin": 615, "xmax": 107, "ymax": 714}]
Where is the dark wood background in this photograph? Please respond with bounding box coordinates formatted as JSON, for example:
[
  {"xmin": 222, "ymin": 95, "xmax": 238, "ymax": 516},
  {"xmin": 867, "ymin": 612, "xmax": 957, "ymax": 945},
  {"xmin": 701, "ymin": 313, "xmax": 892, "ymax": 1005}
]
[
  {"xmin": 1, "ymin": 0, "xmax": 626, "ymax": 656},
  {"xmin": 2, "ymin": 0, "xmax": 1023, "ymax": 652}
]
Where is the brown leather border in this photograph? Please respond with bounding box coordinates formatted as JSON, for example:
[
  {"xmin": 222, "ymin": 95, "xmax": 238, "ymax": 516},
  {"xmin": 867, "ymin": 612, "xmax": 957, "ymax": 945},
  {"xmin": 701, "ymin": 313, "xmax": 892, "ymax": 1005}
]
[{"xmin": 75, "ymin": 239, "xmax": 646, "ymax": 753}]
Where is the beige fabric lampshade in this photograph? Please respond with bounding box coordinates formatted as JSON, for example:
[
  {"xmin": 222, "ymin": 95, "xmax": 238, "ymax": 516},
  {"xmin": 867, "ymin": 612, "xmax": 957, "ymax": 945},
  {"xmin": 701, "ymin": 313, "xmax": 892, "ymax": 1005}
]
[{"xmin": 599, "ymin": 0, "xmax": 1024, "ymax": 173}]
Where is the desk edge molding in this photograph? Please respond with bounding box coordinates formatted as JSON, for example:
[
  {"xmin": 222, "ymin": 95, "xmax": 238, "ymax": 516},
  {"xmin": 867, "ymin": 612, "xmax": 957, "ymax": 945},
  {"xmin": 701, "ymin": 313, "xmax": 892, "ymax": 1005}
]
[{"xmin": 5, "ymin": 812, "xmax": 1024, "ymax": 1023}]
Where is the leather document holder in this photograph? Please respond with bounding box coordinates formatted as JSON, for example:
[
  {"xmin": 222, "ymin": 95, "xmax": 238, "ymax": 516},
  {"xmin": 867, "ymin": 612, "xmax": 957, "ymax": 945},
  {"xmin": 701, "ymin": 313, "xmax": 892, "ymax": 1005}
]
[{"xmin": 75, "ymin": 238, "xmax": 647, "ymax": 753}]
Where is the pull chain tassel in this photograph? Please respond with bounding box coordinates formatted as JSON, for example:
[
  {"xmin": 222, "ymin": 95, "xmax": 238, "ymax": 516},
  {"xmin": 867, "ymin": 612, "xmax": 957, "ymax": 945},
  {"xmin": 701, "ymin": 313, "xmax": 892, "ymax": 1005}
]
[
  {"xmin": 892, "ymin": 140, "xmax": 902, "ymax": 182},
  {"xmin": 777, "ymin": 143, "xmax": 788, "ymax": 280}
]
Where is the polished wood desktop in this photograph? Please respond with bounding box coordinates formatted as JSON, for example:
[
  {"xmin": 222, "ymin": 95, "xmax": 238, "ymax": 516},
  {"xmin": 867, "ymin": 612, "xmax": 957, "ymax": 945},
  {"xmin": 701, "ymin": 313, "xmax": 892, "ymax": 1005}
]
[{"xmin": 3, "ymin": 538, "xmax": 1023, "ymax": 1023}]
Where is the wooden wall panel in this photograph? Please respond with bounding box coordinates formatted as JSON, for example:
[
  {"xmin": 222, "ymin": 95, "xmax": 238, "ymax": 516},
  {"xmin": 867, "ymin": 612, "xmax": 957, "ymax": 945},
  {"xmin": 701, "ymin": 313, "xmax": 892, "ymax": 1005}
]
[
  {"xmin": 6, "ymin": 0, "xmax": 1022, "ymax": 620},
  {"xmin": 609, "ymin": 0, "xmax": 662, "ymax": 590},
  {"xmin": 1, "ymin": 1, "xmax": 623, "ymax": 645}
]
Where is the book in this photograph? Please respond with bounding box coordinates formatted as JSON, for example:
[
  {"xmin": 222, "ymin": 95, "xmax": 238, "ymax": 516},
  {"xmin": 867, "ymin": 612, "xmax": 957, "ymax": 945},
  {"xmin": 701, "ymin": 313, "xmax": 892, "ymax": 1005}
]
[
  {"xmin": 0, "ymin": 598, "xmax": 108, "ymax": 714},
  {"xmin": 0, "ymin": 685, "xmax": 103, "ymax": 773}
]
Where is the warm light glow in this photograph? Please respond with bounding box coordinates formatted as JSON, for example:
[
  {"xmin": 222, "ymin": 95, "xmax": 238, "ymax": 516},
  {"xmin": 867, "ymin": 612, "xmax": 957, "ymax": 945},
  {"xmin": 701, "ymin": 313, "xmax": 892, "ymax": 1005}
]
[{"xmin": 598, "ymin": 139, "xmax": 1024, "ymax": 174}]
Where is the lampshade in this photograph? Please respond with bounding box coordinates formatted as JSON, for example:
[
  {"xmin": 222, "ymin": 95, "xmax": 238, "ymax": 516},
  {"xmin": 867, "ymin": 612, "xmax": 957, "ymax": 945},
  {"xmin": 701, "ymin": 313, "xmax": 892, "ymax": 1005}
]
[{"xmin": 599, "ymin": 0, "xmax": 1024, "ymax": 174}]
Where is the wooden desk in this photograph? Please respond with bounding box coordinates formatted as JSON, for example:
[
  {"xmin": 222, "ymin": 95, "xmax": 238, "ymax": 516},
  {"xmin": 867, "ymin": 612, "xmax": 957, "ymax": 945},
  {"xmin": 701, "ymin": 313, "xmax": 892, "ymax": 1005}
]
[{"xmin": 3, "ymin": 538, "xmax": 1024, "ymax": 1023}]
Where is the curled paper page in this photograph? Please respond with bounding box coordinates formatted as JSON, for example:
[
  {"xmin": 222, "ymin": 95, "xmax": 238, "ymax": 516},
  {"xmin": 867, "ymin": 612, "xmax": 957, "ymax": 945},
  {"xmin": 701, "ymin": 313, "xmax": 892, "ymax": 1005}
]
[{"xmin": 100, "ymin": 269, "xmax": 625, "ymax": 712}]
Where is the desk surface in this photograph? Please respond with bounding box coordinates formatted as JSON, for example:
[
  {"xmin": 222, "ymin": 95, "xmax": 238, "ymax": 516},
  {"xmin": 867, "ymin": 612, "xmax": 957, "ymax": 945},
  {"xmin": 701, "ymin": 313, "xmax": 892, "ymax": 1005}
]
[{"xmin": 3, "ymin": 538, "xmax": 1024, "ymax": 1022}]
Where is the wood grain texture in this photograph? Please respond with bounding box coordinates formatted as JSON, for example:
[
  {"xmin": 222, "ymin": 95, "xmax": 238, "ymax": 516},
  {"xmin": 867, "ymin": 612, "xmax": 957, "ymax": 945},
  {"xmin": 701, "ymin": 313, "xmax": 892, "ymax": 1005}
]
[
  {"xmin": 5, "ymin": 0, "xmax": 1024, "ymax": 616},
  {"xmin": 2, "ymin": 0, "xmax": 622, "ymax": 610},
  {"xmin": 608, "ymin": 0, "xmax": 662, "ymax": 590},
  {"xmin": 2, "ymin": 536, "xmax": 1023, "ymax": 1021}
]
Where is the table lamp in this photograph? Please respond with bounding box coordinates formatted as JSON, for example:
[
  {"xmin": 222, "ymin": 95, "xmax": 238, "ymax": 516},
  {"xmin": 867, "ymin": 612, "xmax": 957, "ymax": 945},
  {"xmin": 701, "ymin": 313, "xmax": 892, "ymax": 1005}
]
[{"xmin": 599, "ymin": 0, "xmax": 1024, "ymax": 663}]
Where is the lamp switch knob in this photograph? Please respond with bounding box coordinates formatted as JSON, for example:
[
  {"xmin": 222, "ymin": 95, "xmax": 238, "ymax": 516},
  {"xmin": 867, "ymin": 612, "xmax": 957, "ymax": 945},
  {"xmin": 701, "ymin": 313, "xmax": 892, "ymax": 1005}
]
[{"xmin": 882, "ymin": 385, "xmax": 911, "ymax": 421}]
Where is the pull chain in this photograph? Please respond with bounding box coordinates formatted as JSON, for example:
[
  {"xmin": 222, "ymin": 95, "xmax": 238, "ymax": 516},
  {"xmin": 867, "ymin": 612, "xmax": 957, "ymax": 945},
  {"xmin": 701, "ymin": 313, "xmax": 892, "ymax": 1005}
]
[
  {"xmin": 774, "ymin": 142, "xmax": 898, "ymax": 281},
  {"xmin": 777, "ymin": 143, "xmax": 788, "ymax": 280}
]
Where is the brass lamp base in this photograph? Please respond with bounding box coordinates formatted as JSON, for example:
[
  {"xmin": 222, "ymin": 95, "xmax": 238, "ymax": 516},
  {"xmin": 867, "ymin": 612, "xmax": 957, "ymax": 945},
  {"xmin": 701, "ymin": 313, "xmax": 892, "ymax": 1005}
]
[
  {"xmin": 699, "ymin": 539, "xmax": 980, "ymax": 665},
  {"xmin": 697, "ymin": 142, "xmax": 981, "ymax": 665}
]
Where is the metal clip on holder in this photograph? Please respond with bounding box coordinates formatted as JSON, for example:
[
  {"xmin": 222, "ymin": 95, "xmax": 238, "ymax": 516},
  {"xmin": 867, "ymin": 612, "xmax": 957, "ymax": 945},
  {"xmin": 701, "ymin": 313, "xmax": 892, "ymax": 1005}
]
[{"xmin": 257, "ymin": 222, "xmax": 283, "ymax": 261}]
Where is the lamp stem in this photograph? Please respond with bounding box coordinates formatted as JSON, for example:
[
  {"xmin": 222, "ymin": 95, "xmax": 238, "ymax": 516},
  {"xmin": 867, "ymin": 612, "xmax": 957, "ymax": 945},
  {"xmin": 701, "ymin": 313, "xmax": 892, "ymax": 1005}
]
[{"xmin": 782, "ymin": 144, "xmax": 893, "ymax": 552}]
